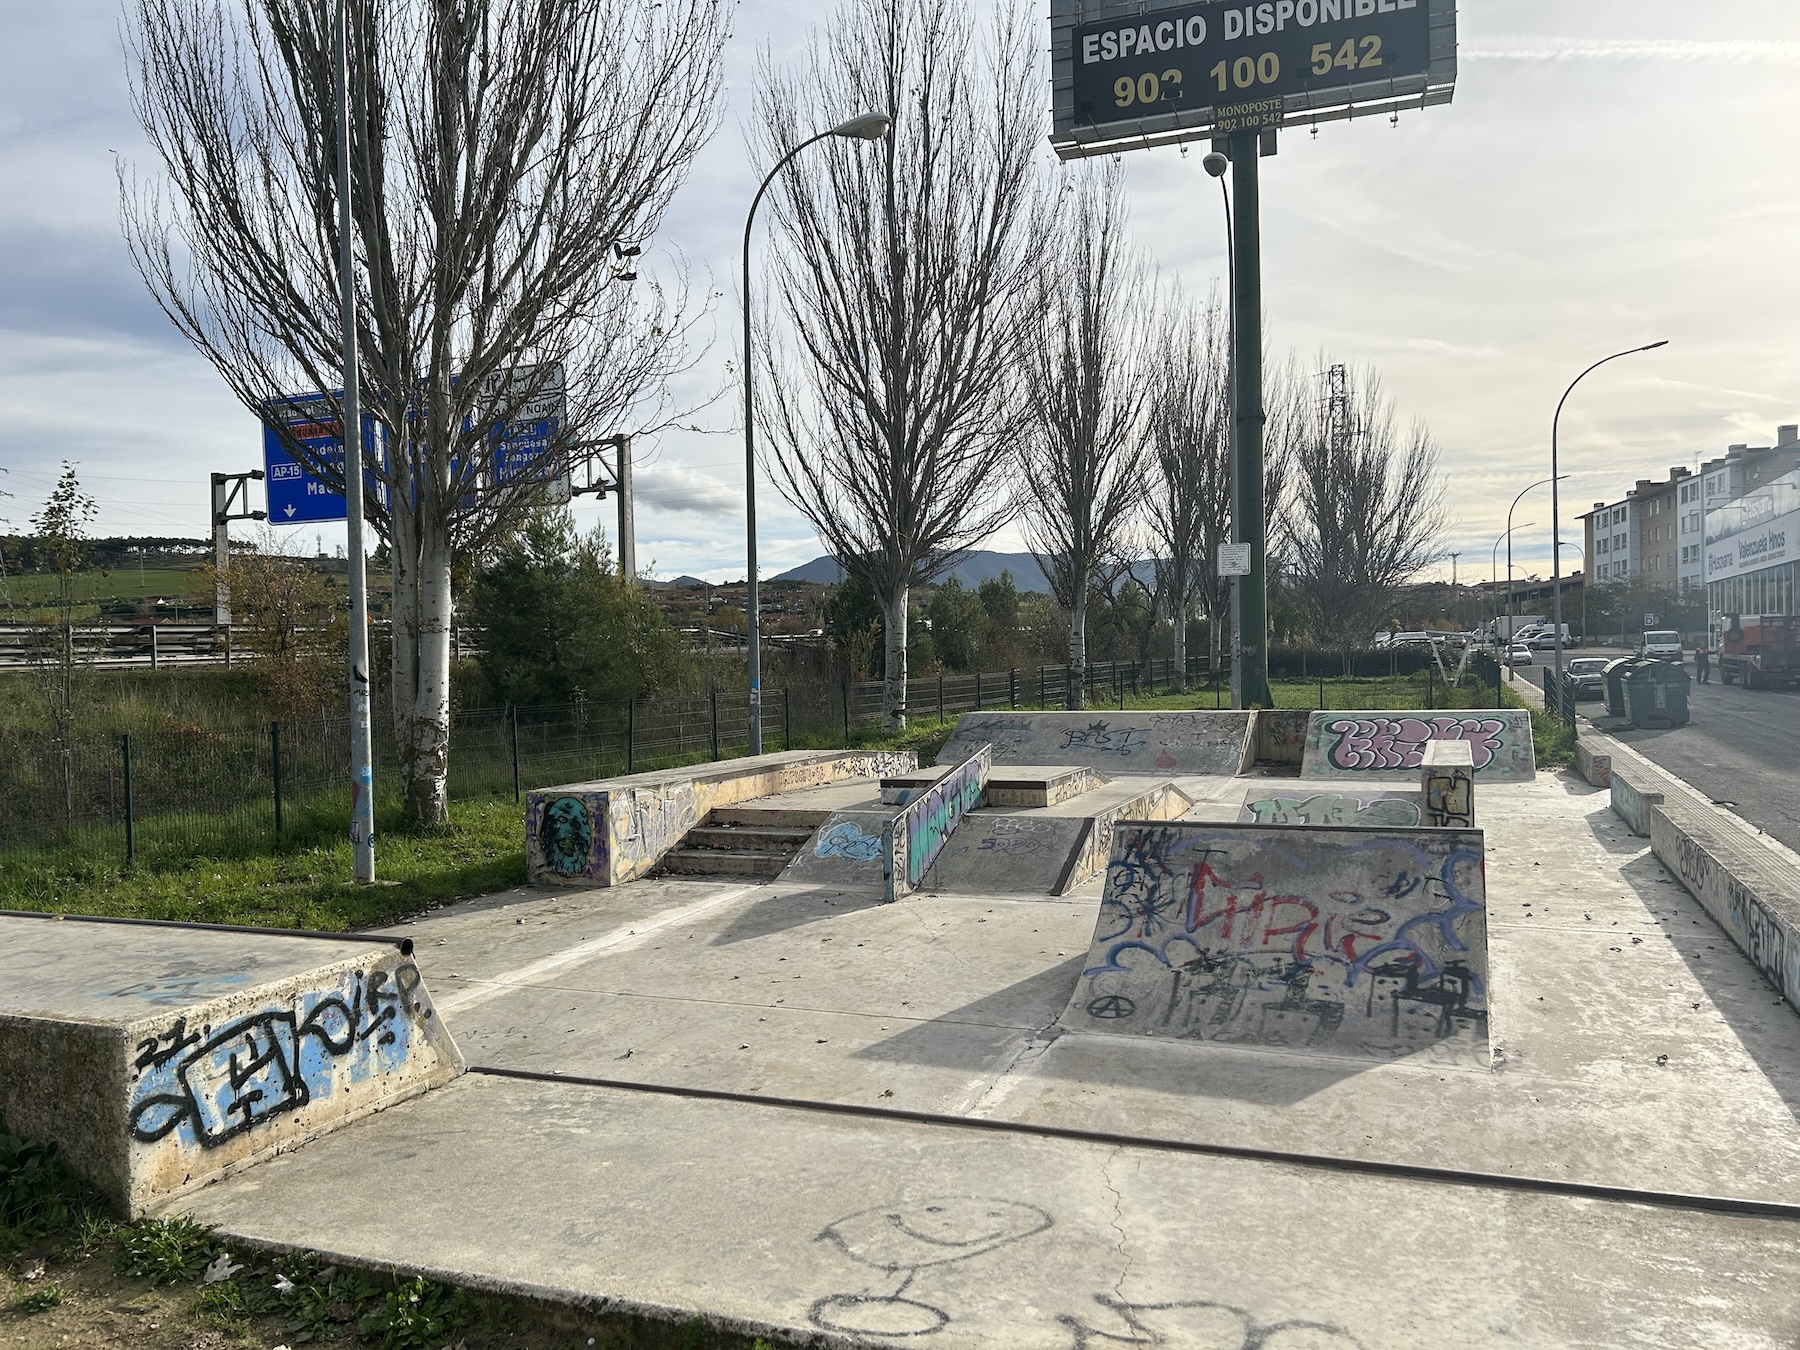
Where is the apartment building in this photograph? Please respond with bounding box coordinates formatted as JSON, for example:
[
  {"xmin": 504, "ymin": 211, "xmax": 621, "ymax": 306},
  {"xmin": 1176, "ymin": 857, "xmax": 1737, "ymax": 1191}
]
[
  {"xmin": 1704, "ymin": 425, "xmax": 1800, "ymax": 619},
  {"xmin": 1581, "ymin": 465, "xmax": 1693, "ymax": 593}
]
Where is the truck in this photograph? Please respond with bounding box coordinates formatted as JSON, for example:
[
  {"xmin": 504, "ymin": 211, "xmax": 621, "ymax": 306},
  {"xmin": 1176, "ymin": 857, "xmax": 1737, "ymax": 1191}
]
[
  {"xmin": 1483, "ymin": 615, "xmax": 1545, "ymax": 646},
  {"xmin": 1716, "ymin": 614, "xmax": 1800, "ymax": 690}
]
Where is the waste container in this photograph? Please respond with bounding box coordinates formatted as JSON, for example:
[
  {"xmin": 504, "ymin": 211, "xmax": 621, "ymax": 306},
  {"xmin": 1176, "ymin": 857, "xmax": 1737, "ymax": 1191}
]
[
  {"xmin": 1602, "ymin": 658, "xmax": 1637, "ymax": 719},
  {"xmin": 1623, "ymin": 658, "xmax": 1691, "ymax": 729}
]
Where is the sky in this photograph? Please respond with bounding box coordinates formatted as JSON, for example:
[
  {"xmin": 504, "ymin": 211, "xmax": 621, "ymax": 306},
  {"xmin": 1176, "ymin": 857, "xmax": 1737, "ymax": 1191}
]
[{"xmin": 0, "ymin": 1, "xmax": 1796, "ymax": 588}]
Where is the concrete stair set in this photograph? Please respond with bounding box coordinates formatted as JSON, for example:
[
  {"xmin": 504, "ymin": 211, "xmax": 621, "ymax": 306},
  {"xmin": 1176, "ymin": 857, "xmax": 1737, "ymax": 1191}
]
[{"xmin": 658, "ymin": 806, "xmax": 829, "ymax": 879}]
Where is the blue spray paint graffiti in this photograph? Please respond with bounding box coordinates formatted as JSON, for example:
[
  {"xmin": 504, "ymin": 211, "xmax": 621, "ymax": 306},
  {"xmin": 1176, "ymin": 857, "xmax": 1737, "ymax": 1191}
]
[
  {"xmin": 128, "ymin": 963, "xmax": 422, "ymax": 1149},
  {"xmin": 815, "ymin": 821, "xmax": 884, "ymax": 862}
]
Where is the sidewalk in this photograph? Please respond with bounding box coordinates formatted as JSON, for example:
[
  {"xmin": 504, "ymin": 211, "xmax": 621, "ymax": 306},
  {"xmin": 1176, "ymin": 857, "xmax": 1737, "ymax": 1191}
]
[{"xmin": 172, "ymin": 766, "xmax": 1800, "ymax": 1348}]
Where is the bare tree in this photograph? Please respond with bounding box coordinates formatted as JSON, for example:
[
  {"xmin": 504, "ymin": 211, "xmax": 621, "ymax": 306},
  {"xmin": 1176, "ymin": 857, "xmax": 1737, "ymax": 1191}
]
[
  {"xmin": 122, "ymin": 0, "xmax": 727, "ymax": 824},
  {"xmin": 754, "ymin": 0, "xmax": 1046, "ymax": 732},
  {"xmin": 1147, "ymin": 283, "xmax": 1230, "ymax": 692},
  {"xmin": 1285, "ymin": 363, "xmax": 1448, "ymax": 666},
  {"xmin": 1019, "ymin": 165, "xmax": 1152, "ymax": 711}
]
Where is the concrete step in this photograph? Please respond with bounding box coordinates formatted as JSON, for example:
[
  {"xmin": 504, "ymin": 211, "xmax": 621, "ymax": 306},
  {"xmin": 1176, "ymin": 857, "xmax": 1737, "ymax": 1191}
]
[
  {"xmin": 660, "ymin": 849, "xmax": 789, "ymax": 879},
  {"xmin": 682, "ymin": 825, "xmax": 815, "ymax": 852},
  {"xmin": 709, "ymin": 805, "xmax": 833, "ymax": 830}
]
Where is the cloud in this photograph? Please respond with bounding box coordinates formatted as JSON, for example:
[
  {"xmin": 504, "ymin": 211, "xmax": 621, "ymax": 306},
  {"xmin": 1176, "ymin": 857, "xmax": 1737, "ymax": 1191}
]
[
  {"xmin": 633, "ymin": 464, "xmax": 743, "ymax": 516},
  {"xmin": 1464, "ymin": 38, "xmax": 1800, "ymax": 65}
]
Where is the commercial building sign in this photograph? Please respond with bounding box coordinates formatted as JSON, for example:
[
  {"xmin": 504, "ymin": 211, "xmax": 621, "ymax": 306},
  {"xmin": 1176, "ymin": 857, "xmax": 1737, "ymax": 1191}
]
[
  {"xmin": 1050, "ymin": 0, "xmax": 1457, "ymax": 160},
  {"xmin": 1704, "ymin": 466, "xmax": 1799, "ymax": 584}
]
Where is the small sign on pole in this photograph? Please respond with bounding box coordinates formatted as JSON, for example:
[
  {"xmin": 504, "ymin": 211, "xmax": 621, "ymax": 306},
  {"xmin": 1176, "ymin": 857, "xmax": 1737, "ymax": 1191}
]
[
  {"xmin": 1644, "ymin": 612, "xmax": 1658, "ymax": 628},
  {"xmin": 1219, "ymin": 543, "xmax": 1252, "ymax": 577}
]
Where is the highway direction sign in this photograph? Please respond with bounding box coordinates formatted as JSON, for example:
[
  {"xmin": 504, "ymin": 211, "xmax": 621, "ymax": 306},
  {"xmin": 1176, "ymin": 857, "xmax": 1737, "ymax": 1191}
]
[{"xmin": 261, "ymin": 392, "xmax": 385, "ymax": 524}]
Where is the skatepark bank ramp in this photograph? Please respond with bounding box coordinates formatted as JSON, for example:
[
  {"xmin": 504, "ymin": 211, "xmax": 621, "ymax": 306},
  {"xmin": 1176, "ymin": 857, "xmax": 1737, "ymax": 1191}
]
[
  {"xmin": 937, "ymin": 711, "xmax": 1254, "ymax": 777},
  {"xmin": 1060, "ymin": 821, "xmax": 1490, "ymax": 1063}
]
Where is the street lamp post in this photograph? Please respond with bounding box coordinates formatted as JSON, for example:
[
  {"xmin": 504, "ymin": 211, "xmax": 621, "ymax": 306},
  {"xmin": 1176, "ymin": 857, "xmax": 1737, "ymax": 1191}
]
[
  {"xmin": 1505, "ymin": 476, "xmax": 1565, "ymax": 641},
  {"xmin": 742, "ymin": 112, "xmax": 892, "ymax": 756},
  {"xmin": 1551, "ymin": 341, "xmax": 1669, "ymax": 679},
  {"xmin": 1490, "ymin": 524, "xmax": 1533, "ymax": 643}
]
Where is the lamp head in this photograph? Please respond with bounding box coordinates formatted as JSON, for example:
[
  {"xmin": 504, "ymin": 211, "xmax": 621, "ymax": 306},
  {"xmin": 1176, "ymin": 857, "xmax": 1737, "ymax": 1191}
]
[
  {"xmin": 1642, "ymin": 339, "xmax": 1670, "ymax": 351},
  {"xmin": 1202, "ymin": 151, "xmax": 1229, "ymax": 178},
  {"xmin": 831, "ymin": 112, "xmax": 892, "ymax": 141}
]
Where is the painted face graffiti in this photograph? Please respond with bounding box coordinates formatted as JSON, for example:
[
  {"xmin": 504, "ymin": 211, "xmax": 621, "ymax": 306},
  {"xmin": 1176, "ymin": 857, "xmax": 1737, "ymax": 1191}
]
[{"xmin": 537, "ymin": 796, "xmax": 596, "ymax": 878}]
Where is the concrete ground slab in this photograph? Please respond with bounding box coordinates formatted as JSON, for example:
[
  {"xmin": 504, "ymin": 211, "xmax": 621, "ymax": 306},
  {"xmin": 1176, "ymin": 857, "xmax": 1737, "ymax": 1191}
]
[{"xmin": 153, "ymin": 766, "xmax": 1800, "ymax": 1346}]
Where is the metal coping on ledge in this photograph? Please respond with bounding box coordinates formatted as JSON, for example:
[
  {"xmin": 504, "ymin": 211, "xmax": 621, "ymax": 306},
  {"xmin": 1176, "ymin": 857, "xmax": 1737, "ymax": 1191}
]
[
  {"xmin": 465, "ymin": 1065, "xmax": 1800, "ymax": 1226},
  {"xmin": 0, "ymin": 910, "xmax": 415, "ymax": 957}
]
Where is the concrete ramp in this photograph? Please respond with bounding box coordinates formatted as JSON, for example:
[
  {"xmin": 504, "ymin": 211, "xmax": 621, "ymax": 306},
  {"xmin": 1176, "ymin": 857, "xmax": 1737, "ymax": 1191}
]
[
  {"xmin": 920, "ymin": 780, "xmax": 1192, "ymax": 897},
  {"xmin": 780, "ymin": 811, "xmax": 895, "ymax": 890},
  {"xmin": 938, "ymin": 711, "xmax": 1253, "ymax": 777},
  {"xmin": 0, "ymin": 916, "xmax": 463, "ymax": 1216},
  {"xmin": 1236, "ymin": 787, "xmax": 1425, "ymax": 828},
  {"xmin": 1060, "ymin": 821, "xmax": 1489, "ymax": 1062},
  {"xmin": 1300, "ymin": 711, "xmax": 1536, "ymax": 781}
]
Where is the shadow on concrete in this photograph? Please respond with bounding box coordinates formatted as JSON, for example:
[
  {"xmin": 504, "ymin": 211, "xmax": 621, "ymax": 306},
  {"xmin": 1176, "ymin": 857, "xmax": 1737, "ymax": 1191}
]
[
  {"xmin": 1584, "ymin": 803, "xmax": 1653, "ymax": 858},
  {"xmin": 1614, "ymin": 850, "xmax": 1800, "ymax": 1127},
  {"xmin": 852, "ymin": 955, "xmax": 1424, "ymax": 1107},
  {"xmin": 710, "ymin": 886, "xmax": 889, "ymax": 947}
]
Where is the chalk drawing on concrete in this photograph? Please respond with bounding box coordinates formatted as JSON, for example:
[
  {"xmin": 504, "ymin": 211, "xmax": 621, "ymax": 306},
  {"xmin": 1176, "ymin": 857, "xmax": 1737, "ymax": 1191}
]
[
  {"xmin": 815, "ymin": 821, "xmax": 884, "ymax": 862},
  {"xmin": 127, "ymin": 963, "xmax": 423, "ymax": 1149},
  {"xmin": 810, "ymin": 1196, "xmax": 1053, "ymax": 1338},
  {"xmin": 1067, "ymin": 823, "xmax": 1489, "ymax": 1060},
  {"xmin": 1062, "ymin": 1295, "xmax": 1367, "ymax": 1349},
  {"xmin": 1239, "ymin": 793, "xmax": 1422, "ymax": 829}
]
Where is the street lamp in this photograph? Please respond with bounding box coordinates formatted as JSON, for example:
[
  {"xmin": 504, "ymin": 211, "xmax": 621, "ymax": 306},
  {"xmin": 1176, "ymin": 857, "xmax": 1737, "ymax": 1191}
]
[
  {"xmin": 1551, "ymin": 340, "xmax": 1669, "ymax": 678},
  {"xmin": 1505, "ymin": 476, "xmax": 1566, "ymax": 640},
  {"xmin": 1558, "ymin": 540, "xmax": 1587, "ymax": 646},
  {"xmin": 1491, "ymin": 522, "xmax": 1533, "ymax": 644},
  {"xmin": 1202, "ymin": 150, "xmax": 1246, "ymax": 709},
  {"xmin": 742, "ymin": 112, "xmax": 891, "ymax": 755}
]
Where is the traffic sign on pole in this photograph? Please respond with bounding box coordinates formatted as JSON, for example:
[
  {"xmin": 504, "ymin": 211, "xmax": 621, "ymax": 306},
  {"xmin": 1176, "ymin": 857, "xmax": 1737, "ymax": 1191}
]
[{"xmin": 261, "ymin": 392, "xmax": 385, "ymax": 524}]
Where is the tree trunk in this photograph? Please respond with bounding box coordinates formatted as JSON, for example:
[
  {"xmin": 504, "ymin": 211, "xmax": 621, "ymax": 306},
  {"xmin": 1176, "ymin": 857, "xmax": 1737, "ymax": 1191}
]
[
  {"xmin": 1173, "ymin": 589, "xmax": 1188, "ymax": 695},
  {"xmin": 882, "ymin": 583, "xmax": 909, "ymax": 734},
  {"xmin": 388, "ymin": 509, "xmax": 454, "ymax": 828},
  {"xmin": 1069, "ymin": 586, "xmax": 1088, "ymax": 712}
]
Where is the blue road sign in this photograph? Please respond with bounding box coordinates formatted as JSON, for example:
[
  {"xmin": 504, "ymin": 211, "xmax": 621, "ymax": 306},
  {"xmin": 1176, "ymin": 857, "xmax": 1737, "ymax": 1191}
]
[
  {"xmin": 261, "ymin": 393, "xmax": 385, "ymax": 524},
  {"xmin": 483, "ymin": 363, "xmax": 568, "ymax": 499}
]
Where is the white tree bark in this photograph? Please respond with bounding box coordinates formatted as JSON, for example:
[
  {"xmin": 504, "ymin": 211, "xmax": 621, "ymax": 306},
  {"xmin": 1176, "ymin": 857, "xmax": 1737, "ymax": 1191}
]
[
  {"xmin": 1068, "ymin": 585, "xmax": 1088, "ymax": 711},
  {"xmin": 883, "ymin": 583, "xmax": 909, "ymax": 734}
]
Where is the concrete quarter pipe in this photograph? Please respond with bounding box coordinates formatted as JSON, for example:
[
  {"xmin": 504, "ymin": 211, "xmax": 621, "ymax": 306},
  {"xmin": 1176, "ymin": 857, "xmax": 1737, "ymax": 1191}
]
[
  {"xmin": 1062, "ymin": 821, "xmax": 1490, "ymax": 1062},
  {"xmin": 938, "ymin": 711, "xmax": 1253, "ymax": 776}
]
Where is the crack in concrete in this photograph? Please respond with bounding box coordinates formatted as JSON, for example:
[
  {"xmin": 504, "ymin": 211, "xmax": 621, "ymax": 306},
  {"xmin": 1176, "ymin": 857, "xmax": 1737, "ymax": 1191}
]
[{"xmin": 1100, "ymin": 1145, "xmax": 1133, "ymax": 1313}]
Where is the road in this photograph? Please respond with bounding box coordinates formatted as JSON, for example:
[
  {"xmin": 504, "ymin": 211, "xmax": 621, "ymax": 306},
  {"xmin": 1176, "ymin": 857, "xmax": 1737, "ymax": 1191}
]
[{"xmin": 1597, "ymin": 661, "xmax": 1800, "ymax": 853}]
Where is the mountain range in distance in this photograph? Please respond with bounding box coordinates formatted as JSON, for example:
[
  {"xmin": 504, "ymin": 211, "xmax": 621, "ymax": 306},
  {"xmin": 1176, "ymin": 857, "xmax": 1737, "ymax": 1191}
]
[{"xmin": 651, "ymin": 550, "xmax": 1162, "ymax": 592}]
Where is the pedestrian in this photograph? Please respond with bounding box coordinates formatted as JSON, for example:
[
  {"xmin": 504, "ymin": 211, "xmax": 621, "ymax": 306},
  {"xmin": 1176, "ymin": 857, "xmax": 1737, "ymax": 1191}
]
[{"xmin": 1695, "ymin": 644, "xmax": 1711, "ymax": 684}]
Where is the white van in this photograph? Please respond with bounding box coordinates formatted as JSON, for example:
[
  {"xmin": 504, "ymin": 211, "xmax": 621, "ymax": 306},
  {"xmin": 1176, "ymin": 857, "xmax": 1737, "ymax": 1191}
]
[{"xmin": 1639, "ymin": 630, "xmax": 1682, "ymax": 662}]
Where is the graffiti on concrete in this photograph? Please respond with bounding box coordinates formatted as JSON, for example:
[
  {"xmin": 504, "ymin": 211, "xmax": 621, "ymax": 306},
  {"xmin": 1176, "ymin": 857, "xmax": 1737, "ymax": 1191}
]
[
  {"xmin": 1424, "ymin": 770, "xmax": 1474, "ymax": 829},
  {"xmin": 815, "ymin": 821, "xmax": 884, "ymax": 862},
  {"xmin": 810, "ymin": 1196, "xmax": 1053, "ymax": 1338},
  {"xmin": 1067, "ymin": 823, "xmax": 1488, "ymax": 1060},
  {"xmin": 1657, "ymin": 815, "xmax": 1800, "ymax": 1007},
  {"xmin": 1240, "ymin": 793, "xmax": 1422, "ymax": 829},
  {"xmin": 536, "ymin": 796, "xmax": 598, "ymax": 878},
  {"xmin": 127, "ymin": 963, "xmax": 423, "ymax": 1149},
  {"xmin": 886, "ymin": 744, "xmax": 992, "ymax": 899},
  {"xmin": 1059, "ymin": 722, "xmax": 1152, "ymax": 758},
  {"xmin": 1303, "ymin": 712, "xmax": 1534, "ymax": 779},
  {"xmin": 98, "ymin": 973, "xmax": 249, "ymax": 1009},
  {"xmin": 1063, "ymin": 1296, "xmax": 1366, "ymax": 1348}
]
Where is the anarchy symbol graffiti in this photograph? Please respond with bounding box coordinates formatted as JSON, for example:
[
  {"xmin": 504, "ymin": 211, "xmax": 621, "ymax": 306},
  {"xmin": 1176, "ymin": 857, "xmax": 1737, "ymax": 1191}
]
[{"xmin": 1086, "ymin": 994, "xmax": 1136, "ymax": 1020}]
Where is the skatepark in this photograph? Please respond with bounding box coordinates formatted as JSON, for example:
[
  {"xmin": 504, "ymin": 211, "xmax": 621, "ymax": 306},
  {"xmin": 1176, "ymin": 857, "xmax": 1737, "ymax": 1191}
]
[{"xmin": 6, "ymin": 708, "xmax": 1800, "ymax": 1347}]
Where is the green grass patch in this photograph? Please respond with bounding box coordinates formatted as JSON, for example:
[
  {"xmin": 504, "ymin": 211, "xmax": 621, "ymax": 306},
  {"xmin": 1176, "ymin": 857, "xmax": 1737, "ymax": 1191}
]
[{"xmin": 0, "ymin": 796, "xmax": 524, "ymax": 932}]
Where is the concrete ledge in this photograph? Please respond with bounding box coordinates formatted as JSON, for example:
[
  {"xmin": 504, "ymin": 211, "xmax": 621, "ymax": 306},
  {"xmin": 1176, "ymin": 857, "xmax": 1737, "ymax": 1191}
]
[
  {"xmin": 1650, "ymin": 800, "xmax": 1800, "ymax": 1007},
  {"xmin": 1575, "ymin": 739, "xmax": 1613, "ymax": 788},
  {"xmin": 526, "ymin": 750, "xmax": 917, "ymax": 888},
  {"xmin": 1299, "ymin": 710, "xmax": 1536, "ymax": 781},
  {"xmin": 937, "ymin": 711, "xmax": 1254, "ymax": 776},
  {"xmin": 0, "ymin": 921, "xmax": 463, "ymax": 1216},
  {"xmin": 1610, "ymin": 766, "xmax": 1667, "ymax": 838}
]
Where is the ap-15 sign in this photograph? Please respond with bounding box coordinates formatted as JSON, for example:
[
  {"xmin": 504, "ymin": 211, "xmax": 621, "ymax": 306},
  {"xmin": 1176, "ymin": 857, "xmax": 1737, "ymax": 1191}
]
[{"xmin": 1051, "ymin": 0, "xmax": 1456, "ymax": 160}]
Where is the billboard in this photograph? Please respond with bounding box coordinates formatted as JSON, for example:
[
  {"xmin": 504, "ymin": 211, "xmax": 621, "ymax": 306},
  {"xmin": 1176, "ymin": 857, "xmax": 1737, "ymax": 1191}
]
[
  {"xmin": 261, "ymin": 393, "xmax": 387, "ymax": 524},
  {"xmin": 1050, "ymin": 0, "xmax": 1457, "ymax": 160},
  {"xmin": 1705, "ymin": 466, "xmax": 1799, "ymax": 585}
]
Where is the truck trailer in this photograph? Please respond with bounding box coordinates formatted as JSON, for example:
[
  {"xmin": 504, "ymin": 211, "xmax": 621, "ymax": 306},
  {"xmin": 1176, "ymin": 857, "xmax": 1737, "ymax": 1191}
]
[{"xmin": 1717, "ymin": 614, "xmax": 1800, "ymax": 690}]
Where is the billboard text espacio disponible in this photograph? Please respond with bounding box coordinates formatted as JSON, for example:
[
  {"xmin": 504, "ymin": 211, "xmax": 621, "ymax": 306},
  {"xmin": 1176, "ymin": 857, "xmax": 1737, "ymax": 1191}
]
[{"xmin": 1051, "ymin": 0, "xmax": 1457, "ymax": 160}]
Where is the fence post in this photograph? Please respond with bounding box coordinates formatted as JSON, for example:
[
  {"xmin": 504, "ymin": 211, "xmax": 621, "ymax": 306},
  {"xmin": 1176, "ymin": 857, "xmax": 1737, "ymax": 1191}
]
[
  {"xmin": 628, "ymin": 699, "xmax": 636, "ymax": 774},
  {"xmin": 1039, "ymin": 666, "xmax": 1045, "ymax": 709},
  {"xmin": 937, "ymin": 672, "xmax": 945, "ymax": 725},
  {"xmin": 1318, "ymin": 676, "xmax": 1326, "ymax": 710},
  {"xmin": 149, "ymin": 625, "xmax": 159, "ymax": 671},
  {"xmin": 510, "ymin": 705, "xmax": 521, "ymax": 803},
  {"xmin": 1427, "ymin": 666, "xmax": 1435, "ymax": 710},
  {"xmin": 271, "ymin": 721, "xmax": 284, "ymax": 841},
  {"xmin": 842, "ymin": 683, "xmax": 850, "ymax": 743},
  {"xmin": 975, "ymin": 671, "xmax": 982, "ymax": 712},
  {"xmin": 1010, "ymin": 668, "xmax": 1017, "ymax": 709},
  {"xmin": 122, "ymin": 734, "xmax": 135, "ymax": 867},
  {"xmin": 785, "ymin": 688, "xmax": 792, "ymax": 752},
  {"xmin": 711, "ymin": 690, "xmax": 721, "ymax": 761}
]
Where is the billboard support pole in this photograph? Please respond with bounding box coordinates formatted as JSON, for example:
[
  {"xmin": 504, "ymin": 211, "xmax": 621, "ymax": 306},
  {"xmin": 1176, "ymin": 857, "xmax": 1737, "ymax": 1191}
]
[
  {"xmin": 334, "ymin": 0, "xmax": 376, "ymax": 884},
  {"xmin": 1230, "ymin": 129, "xmax": 1272, "ymax": 709}
]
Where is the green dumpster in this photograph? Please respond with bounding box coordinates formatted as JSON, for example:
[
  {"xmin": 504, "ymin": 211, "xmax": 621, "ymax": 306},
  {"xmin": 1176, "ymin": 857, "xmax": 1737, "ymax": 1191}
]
[
  {"xmin": 1602, "ymin": 658, "xmax": 1637, "ymax": 719},
  {"xmin": 1624, "ymin": 659, "xmax": 1690, "ymax": 729}
]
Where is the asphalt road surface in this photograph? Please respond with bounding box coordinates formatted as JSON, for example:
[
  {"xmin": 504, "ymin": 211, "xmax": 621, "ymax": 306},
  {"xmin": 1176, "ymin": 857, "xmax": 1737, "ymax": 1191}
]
[{"xmin": 1599, "ymin": 662, "xmax": 1800, "ymax": 853}]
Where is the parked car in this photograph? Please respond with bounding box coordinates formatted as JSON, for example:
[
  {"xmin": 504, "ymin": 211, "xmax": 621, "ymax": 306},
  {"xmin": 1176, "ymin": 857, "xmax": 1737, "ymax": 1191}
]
[
  {"xmin": 1507, "ymin": 643, "xmax": 1533, "ymax": 667},
  {"xmin": 1566, "ymin": 657, "xmax": 1610, "ymax": 699}
]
